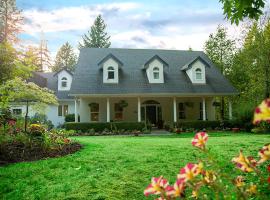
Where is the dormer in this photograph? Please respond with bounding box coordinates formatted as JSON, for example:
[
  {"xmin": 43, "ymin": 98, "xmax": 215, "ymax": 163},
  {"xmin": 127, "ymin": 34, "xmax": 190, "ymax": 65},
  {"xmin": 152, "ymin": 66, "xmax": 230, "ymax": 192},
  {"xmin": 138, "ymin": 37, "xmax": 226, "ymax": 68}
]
[
  {"xmin": 181, "ymin": 56, "xmax": 209, "ymax": 84},
  {"xmin": 144, "ymin": 55, "xmax": 168, "ymax": 83},
  {"xmin": 54, "ymin": 68, "xmax": 73, "ymax": 91},
  {"xmin": 98, "ymin": 54, "xmax": 123, "ymax": 84}
]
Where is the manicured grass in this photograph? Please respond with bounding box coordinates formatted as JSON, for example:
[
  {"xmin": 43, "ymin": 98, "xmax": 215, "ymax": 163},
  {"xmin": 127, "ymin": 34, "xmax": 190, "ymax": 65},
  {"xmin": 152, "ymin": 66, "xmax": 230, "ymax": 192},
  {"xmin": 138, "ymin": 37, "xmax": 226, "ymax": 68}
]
[{"xmin": 0, "ymin": 132, "xmax": 269, "ymax": 199}]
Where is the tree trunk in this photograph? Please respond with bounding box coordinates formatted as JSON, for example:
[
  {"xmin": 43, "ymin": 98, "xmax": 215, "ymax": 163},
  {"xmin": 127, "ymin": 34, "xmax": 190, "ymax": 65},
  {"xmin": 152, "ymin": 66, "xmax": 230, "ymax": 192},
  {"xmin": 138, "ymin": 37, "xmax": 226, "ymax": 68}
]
[{"xmin": 24, "ymin": 100, "xmax": 29, "ymax": 132}]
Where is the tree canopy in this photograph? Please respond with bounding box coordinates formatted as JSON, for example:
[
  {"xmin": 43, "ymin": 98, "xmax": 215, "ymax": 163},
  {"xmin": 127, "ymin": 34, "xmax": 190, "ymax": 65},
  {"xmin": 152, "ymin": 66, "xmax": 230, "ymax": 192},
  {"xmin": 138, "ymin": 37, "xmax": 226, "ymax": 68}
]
[
  {"xmin": 220, "ymin": 0, "xmax": 266, "ymax": 25},
  {"xmin": 53, "ymin": 42, "xmax": 78, "ymax": 72},
  {"xmin": 79, "ymin": 15, "xmax": 111, "ymax": 48}
]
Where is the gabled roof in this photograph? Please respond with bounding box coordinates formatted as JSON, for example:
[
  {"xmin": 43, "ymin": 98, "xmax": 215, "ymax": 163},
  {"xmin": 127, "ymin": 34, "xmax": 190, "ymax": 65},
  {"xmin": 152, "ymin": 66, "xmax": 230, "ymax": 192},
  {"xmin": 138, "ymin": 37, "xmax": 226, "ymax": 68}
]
[
  {"xmin": 181, "ymin": 56, "xmax": 211, "ymax": 71},
  {"xmin": 70, "ymin": 48, "xmax": 238, "ymax": 96},
  {"xmin": 53, "ymin": 68, "xmax": 73, "ymax": 76},
  {"xmin": 97, "ymin": 53, "xmax": 123, "ymax": 67},
  {"xmin": 144, "ymin": 55, "xmax": 169, "ymax": 69}
]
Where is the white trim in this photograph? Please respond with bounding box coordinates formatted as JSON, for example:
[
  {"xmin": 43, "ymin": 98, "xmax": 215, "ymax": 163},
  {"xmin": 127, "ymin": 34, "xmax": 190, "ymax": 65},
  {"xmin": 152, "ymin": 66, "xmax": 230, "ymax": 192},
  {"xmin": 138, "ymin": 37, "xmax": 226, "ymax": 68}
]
[
  {"xmin": 74, "ymin": 99, "xmax": 78, "ymax": 122},
  {"xmin": 106, "ymin": 98, "xmax": 110, "ymax": 122},
  {"xmin": 173, "ymin": 97, "xmax": 177, "ymax": 122},
  {"xmin": 202, "ymin": 97, "xmax": 206, "ymax": 121},
  {"xmin": 138, "ymin": 97, "xmax": 141, "ymax": 122}
]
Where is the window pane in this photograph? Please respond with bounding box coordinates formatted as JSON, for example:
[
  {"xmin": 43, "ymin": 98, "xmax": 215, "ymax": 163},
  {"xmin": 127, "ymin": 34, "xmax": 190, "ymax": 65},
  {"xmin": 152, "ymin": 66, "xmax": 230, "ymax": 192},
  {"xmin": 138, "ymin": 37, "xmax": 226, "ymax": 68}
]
[
  {"xmin": 13, "ymin": 109, "xmax": 22, "ymax": 115},
  {"xmin": 178, "ymin": 103, "xmax": 184, "ymax": 111},
  {"xmin": 91, "ymin": 113, "xmax": 99, "ymax": 121},
  {"xmin": 63, "ymin": 105, "xmax": 68, "ymax": 116},
  {"xmin": 153, "ymin": 72, "xmax": 159, "ymax": 79},
  {"xmin": 179, "ymin": 112, "xmax": 186, "ymax": 119},
  {"xmin": 62, "ymin": 81, "xmax": 67, "ymax": 87},
  {"xmin": 196, "ymin": 73, "xmax": 202, "ymax": 80},
  {"xmin": 108, "ymin": 71, "xmax": 114, "ymax": 79},
  {"xmin": 115, "ymin": 103, "xmax": 123, "ymax": 112},
  {"xmin": 58, "ymin": 105, "xmax": 62, "ymax": 116},
  {"xmin": 91, "ymin": 103, "xmax": 99, "ymax": 112}
]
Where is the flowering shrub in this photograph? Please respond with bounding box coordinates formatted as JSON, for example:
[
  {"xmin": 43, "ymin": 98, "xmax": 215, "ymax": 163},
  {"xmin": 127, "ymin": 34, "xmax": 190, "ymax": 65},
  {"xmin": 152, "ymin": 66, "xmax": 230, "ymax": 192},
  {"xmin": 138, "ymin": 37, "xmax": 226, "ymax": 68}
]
[
  {"xmin": 144, "ymin": 99, "xmax": 270, "ymax": 199},
  {"xmin": 28, "ymin": 124, "xmax": 46, "ymax": 137}
]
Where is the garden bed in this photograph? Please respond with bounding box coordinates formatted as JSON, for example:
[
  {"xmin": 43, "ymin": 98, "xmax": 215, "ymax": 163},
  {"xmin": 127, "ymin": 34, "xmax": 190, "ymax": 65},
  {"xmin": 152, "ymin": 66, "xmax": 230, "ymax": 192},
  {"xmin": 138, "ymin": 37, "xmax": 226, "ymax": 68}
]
[{"xmin": 0, "ymin": 141, "xmax": 82, "ymax": 166}]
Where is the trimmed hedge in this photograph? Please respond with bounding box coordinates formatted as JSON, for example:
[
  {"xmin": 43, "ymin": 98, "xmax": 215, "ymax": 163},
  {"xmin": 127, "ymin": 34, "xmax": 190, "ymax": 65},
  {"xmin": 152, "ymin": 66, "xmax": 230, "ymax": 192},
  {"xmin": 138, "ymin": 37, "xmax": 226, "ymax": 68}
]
[
  {"xmin": 175, "ymin": 120, "xmax": 242, "ymax": 130},
  {"xmin": 64, "ymin": 122, "xmax": 146, "ymax": 132}
]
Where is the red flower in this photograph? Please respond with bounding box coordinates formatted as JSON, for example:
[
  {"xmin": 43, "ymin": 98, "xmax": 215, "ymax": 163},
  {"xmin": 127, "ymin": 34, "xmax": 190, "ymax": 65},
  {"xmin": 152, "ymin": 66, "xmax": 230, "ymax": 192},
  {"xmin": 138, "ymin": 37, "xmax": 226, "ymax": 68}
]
[
  {"xmin": 268, "ymin": 165, "xmax": 270, "ymax": 172},
  {"xmin": 232, "ymin": 151, "xmax": 257, "ymax": 172},
  {"xmin": 144, "ymin": 176, "xmax": 169, "ymax": 197},
  {"xmin": 7, "ymin": 119, "xmax": 16, "ymax": 126},
  {"xmin": 177, "ymin": 163, "xmax": 203, "ymax": 183},
  {"xmin": 191, "ymin": 132, "xmax": 208, "ymax": 149}
]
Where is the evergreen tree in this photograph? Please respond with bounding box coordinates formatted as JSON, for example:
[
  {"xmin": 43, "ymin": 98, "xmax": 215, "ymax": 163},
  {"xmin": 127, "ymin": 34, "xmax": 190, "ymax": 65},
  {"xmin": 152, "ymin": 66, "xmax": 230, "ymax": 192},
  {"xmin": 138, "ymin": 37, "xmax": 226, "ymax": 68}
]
[
  {"xmin": 0, "ymin": 0, "xmax": 23, "ymax": 44},
  {"xmin": 79, "ymin": 15, "xmax": 111, "ymax": 48},
  {"xmin": 53, "ymin": 42, "xmax": 77, "ymax": 72},
  {"xmin": 36, "ymin": 34, "xmax": 52, "ymax": 72}
]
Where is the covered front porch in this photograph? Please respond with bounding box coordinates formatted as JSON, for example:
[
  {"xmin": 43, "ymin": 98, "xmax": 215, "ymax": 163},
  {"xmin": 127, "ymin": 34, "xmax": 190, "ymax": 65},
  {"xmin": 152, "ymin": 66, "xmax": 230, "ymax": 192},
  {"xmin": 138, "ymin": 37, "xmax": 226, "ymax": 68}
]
[{"xmin": 74, "ymin": 95, "xmax": 233, "ymax": 127}]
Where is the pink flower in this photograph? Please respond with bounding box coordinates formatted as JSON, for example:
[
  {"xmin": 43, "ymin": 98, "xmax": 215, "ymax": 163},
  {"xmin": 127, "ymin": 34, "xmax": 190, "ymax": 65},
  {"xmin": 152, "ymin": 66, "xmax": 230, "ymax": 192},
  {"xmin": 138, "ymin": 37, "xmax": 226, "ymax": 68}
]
[
  {"xmin": 191, "ymin": 132, "xmax": 208, "ymax": 149},
  {"xmin": 144, "ymin": 176, "xmax": 169, "ymax": 197},
  {"xmin": 258, "ymin": 144, "xmax": 270, "ymax": 164},
  {"xmin": 177, "ymin": 163, "xmax": 203, "ymax": 183},
  {"xmin": 232, "ymin": 151, "xmax": 257, "ymax": 172},
  {"xmin": 166, "ymin": 179, "xmax": 185, "ymax": 198}
]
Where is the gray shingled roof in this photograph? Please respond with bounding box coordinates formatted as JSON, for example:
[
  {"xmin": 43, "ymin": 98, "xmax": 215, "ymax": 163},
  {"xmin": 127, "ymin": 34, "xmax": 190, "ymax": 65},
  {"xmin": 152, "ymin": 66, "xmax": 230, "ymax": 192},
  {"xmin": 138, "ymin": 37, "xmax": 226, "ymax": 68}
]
[
  {"xmin": 29, "ymin": 71, "xmax": 73, "ymax": 100},
  {"xmin": 70, "ymin": 48, "xmax": 237, "ymax": 96}
]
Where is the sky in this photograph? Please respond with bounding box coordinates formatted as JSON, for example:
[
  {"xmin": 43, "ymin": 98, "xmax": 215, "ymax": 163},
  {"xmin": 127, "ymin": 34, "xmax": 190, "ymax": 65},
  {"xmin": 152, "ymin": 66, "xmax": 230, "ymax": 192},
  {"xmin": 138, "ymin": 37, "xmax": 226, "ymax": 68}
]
[{"xmin": 17, "ymin": 0, "xmax": 243, "ymax": 58}]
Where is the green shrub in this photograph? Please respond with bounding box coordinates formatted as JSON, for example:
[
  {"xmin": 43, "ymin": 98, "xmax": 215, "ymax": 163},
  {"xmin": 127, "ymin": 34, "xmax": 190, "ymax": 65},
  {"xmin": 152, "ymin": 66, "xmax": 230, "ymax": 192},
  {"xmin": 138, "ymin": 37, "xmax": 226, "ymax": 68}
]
[
  {"xmin": 233, "ymin": 102, "xmax": 255, "ymax": 132},
  {"xmin": 29, "ymin": 113, "xmax": 54, "ymax": 130},
  {"xmin": 64, "ymin": 122, "xmax": 146, "ymax": 133},
  {"xmin": 65, "ymin": 114, "xmax": 75, "ymax": 122}
]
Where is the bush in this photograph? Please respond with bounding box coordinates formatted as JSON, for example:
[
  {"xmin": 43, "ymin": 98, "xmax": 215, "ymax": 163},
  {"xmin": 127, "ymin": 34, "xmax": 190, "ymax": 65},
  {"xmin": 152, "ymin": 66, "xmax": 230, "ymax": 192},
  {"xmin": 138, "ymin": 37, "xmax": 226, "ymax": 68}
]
[
  {"xmin": 65, "ymin": 114, "xmax": 75, "ymax": 122},
  {"xmin": 65, "ymin": 122, "xmax": 146, "ymax": 133},
  {"xmin": 29, "ymin": 113, "xmax": 54, "ymax": 130},
  {"xmin": 28, "ymin": 124, "xmax": 46, "ymax": 137}
]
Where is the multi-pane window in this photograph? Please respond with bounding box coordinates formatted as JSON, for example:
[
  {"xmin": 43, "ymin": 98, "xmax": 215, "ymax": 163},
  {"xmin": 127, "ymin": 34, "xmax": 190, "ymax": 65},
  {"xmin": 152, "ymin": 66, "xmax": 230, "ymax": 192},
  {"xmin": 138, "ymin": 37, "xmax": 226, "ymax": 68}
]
[
  {"xmin": 61, "ymin": 77, "xmax": 68, "ymax": 87},
  {"xmin": 178, "ymin": 103, "xmax": 186, "ymax": 119},
  {"xmin": 58, "ymin": 105, "xmax": 68, "ymax": 116},
  {"xmin": 153, "ymin": 67, "xmax": 159, "ymax": 79},
  {"xmin": 107, "ymin": 66, "xmax": 115, "ymax": 79},
  {"xmin": 12, "ymin": 109, "xmax": 22, "ymax": 115},
  {"xmin": 90, "ymin": 103, "xmax": 99, "ymax": 122},
  {"xmin": 195, "ymin": 68, "xmax": 202, "ymax": 80},
  {"xmin": 114, "ymin": 103, "xmax": 123, "ymax": 120}
]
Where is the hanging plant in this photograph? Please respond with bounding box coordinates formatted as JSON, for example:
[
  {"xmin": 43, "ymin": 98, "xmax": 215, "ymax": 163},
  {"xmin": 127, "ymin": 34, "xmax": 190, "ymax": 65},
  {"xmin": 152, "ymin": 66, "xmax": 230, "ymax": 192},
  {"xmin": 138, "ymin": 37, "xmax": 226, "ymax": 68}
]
[
  {"xmin": 212, "ymin": 101, "xmax": 221, "ymax": 107},
  {"xmin": 118, "ymin": 100, "xmax": 128, "ymax": 108}
]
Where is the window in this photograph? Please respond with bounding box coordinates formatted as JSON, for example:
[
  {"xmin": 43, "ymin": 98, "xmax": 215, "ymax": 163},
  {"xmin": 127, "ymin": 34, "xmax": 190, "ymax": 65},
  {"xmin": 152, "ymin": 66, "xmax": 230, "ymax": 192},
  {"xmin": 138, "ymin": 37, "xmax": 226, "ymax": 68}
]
[
  {"xmin": 107, "ymin": 66, "xmax": 115, "ymax": 79},
  {"xmin": 153, "ymin": 67, "xmax": 159, "ymax": 79},
  {"xmin": 195, "ymin": 68, "xmax": 202, "ymax": 80},
  {"xmin": 61, "ymin": 77, "xmax": 68, "ymax": 87},
  {"xmin": 178, "ymin": 103, "xmax": 186, "ymax": 119},
  {"xmin": 90, "ymin": 103, "xmax": 99, "ymax": 122},
  {"xmin": 58, "ymin": 105, "xmax": 63, "ymax": 116},
  {"xmin": 12, "ymin": 109, "xmax": 22, "ymax": 115},
  {"xmin": 114, "ymin": 103, "xmax": 123, "ymax": 120},
  {"xmin": 58, "ymin": 105, "xmax": 68, "ymax": 116}
]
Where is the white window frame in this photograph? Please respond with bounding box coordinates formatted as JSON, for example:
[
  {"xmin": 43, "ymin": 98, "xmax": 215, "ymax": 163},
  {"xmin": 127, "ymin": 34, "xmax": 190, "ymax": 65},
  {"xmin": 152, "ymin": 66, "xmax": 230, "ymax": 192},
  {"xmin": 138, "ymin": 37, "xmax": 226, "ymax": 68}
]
[
  {"xmin": 195, "ymin": 68, "xmax": 202, "ymax": 80},
  {"xmin": 61, "ymin": 77, "xmax": 68, "ymax": 87},
  {"xmin": 153, "ymin": 67, "xmax": 160, "ymax": 80},
  {"xmin": 90, "ymin": 103, "xmax": 99, "ymax": 122},
  {"xmin": 107, "ymin": 66, "xmax": 115, "ymax": 80}
]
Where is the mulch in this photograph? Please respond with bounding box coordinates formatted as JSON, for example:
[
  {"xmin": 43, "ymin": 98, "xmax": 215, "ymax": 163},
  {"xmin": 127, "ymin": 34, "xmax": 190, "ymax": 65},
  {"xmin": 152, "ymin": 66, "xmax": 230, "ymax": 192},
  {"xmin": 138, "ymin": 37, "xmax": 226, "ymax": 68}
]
[{"xmin": 0, "ymin": 141, "xmax": 82, "ymax": 166}]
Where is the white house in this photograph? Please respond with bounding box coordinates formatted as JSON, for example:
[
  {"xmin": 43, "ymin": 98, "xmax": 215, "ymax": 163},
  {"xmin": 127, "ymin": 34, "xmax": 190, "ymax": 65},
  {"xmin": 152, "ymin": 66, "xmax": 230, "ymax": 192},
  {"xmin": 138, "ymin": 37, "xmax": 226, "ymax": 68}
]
[{"xmin": 10, "ymin": 48, "xmax": 237, "ymax": 127}]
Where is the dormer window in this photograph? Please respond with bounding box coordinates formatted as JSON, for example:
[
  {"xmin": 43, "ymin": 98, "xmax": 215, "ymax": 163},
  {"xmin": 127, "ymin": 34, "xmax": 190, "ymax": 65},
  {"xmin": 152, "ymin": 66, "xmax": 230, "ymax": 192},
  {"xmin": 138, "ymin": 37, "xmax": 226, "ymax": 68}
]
[
  {"xmin": 195, "ymin": 68, "xmax": 202, "ymax": 80},
  {"xmin": 61, "ymin": 77, "xmax": 68, "ymax": 87},
  {"xmin": 153, "ymin": 67, "xmax": 160, "ymax": 79},
  {"xmin": 107, "ymin": 66, "xmax": 115, "ymax": 79}
]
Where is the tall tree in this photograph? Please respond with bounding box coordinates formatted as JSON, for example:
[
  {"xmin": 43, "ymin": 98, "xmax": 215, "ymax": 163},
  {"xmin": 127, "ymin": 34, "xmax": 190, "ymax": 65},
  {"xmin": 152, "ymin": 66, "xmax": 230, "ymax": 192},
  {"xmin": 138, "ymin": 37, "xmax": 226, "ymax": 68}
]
[
  {"xmin": 79, "ymin": 15, "xmax": 111, "ymax": 48},
  {"xmin": 36, "ymin": 35, "xmax": 52, "ymax": 72},
  {"xmin": 0, "ymin": 0, "xmax": 23, "ymax": 44},
  {"xmin": 52, "ymin": 42, "xmax": 77, "ymax": 72},
  {"xmin": 204, "ymin": 25, "xmax": 236, "ymax": 120},
  {"xmin": 220, "ymin": 0, "xmax": 266, "ymax": 25}
]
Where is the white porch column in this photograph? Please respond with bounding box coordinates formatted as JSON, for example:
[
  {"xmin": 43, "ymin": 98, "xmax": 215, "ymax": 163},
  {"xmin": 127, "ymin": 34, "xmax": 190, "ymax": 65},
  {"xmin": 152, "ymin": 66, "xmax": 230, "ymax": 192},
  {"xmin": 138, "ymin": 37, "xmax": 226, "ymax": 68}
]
[
  {"xmin": 202, "ymin": 97, "xmax": 206, "ymax": 121},
  {"xmin": 138, "ymin": 97, "xmax": 141, "ymax": 122},
  {"xmin": 74, "ymin": 98, "xmax": 78, "ymax": 122},
  {"xmin": 229, "ymin": 99, "xmax": 232, "ymax": 120},
  {"xmin": 106, "ymin": 98, "xmax": 110, "ymax": 122},
  {"xmin": 173, "ymin": 97, "xmax": 177, "ymax": 123}
]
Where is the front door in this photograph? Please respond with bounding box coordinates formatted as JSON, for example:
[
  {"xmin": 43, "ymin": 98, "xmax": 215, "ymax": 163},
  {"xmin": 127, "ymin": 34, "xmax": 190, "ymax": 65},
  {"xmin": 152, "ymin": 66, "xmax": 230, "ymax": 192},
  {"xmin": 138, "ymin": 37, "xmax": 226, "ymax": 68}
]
[{"xmin": 146, "ymin": 106, "xmax": 157, "ymax": 125}]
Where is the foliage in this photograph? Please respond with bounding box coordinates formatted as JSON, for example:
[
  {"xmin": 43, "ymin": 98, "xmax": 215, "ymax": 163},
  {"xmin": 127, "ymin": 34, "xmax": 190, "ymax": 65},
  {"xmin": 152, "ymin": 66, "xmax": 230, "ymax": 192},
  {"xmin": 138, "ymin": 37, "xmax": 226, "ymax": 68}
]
[
  {"xmin": 78, "ymin": 14, "xmax": 111, "ymax": 48},
  {"xmin": 0, "ymin": 42, "xmax": 34, "ymax": 84},
  {"xmin": 0, "ymin": 0, "xmax": 23, "ymax": 44},
  {"xmin": 144, "ymin": 131, "xmax": 270, "ymax": 199},
  {"xmin": 28, "ymin": 124, "xmax": 46, "ymax": 137},
  {"xmin": 220, "ymin": 0, "xmax": 266, "ymax": 25},
  {"xmin": 65, "ymin": 113, "xmax": 75, "ymax": 122},
  {"xmin": 0, "ymin": 133, "xmax": 268, "ymax": 199},
  {"xmin": 204, "ymin": 25, "xmax": 235, "ymax": 120},
  {"xmin": 65, "ymin": 122, "xmax": 146, "ymax": 132},
  {"xmin": 52, "ymin": 42, "xmax": 78, "ymax": 72},
  {"xmin": 29, "ymin": 113, "xmax": 54, "ymax": 130}
]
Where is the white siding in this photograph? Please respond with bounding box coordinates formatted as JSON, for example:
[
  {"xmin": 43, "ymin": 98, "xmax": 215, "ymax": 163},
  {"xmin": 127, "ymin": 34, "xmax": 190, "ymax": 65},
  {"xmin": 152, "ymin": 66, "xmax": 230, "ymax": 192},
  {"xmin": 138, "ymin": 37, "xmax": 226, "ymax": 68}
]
[
  {"xmin": 103, "ymin": 58, "xmax": 119, "ymax": 84},
  {"xmin": 57, "ymin": 70, "xmax": 73, "ymax": 91},
  {"xmin": 146, "ymin": 59, "xmax": 164, "ymax": 83},
  {"xmin": 186, "ymin": 60, "xmax": 206, "ymax": 84}
]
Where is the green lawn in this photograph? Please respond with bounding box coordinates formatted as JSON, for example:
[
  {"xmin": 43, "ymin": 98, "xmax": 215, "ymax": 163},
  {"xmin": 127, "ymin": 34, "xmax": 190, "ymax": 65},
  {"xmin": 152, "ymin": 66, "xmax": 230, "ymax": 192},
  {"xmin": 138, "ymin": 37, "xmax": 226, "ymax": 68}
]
[{"xmin": 0, "ymin": 133, "xmax": 269, "ymax": 200}]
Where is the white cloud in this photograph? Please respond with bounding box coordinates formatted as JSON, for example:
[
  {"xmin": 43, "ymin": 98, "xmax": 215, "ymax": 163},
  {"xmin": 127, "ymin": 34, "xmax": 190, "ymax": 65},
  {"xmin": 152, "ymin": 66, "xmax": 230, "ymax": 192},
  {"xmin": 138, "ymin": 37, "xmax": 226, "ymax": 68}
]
[{"xmin": 22, "ymin": 2, "xmax": 141, "ymax": 34}]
